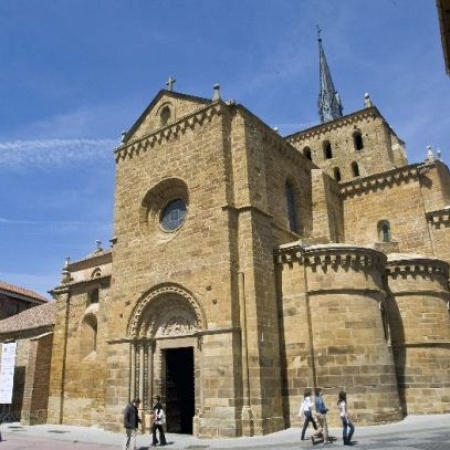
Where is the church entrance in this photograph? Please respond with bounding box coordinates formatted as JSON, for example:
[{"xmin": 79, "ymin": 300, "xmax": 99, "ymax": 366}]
[{"xmin": 164, "ymin": 347, "xmax": 195, "ymax": 434}]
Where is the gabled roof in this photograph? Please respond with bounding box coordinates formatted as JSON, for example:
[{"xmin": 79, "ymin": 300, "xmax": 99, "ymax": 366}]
[
  {"xmin": 122, "ymin": 89, "xmax": 212, "ymax": 144},
  {"xmin": 0, "ymin": 301, "xmax": 55, "ymax": 334},
  {"xmin": 0, "ymin": 279, "xmax": 49, "ymax": 303}
]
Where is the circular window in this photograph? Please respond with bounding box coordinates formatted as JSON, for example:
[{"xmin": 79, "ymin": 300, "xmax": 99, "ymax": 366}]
[{"xmin": 160, "ymin": 199, "xmax": 187, "ymax": 231}]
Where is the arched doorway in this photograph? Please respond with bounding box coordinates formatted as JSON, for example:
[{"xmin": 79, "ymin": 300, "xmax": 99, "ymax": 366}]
[{"xmin": 127, "ymin": 284, "xmax": 206, "ymax": 435}]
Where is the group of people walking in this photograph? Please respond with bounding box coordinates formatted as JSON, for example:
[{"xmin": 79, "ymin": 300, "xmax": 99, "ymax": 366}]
[
  {"xmin": 299, "ymin": 388, "xmax": 355, "ymax": 446},
  {"xmin": 123, "ymin": 395, "xmax": 167, "ymax": 450},
  {"xmin": 124, "ymin": 388, "xmax": 354, "ymax": 449}
]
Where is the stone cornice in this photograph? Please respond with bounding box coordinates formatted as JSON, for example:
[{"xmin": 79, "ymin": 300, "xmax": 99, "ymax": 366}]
[
  {"xmin": 274, "ymin": 243, "xmax": 386, "ymax": 270},
  {"xmin": 426, "ymin": 207, "xmax": 450, "ymax": 227},
  {"xmin": 114, "ymin": 102, "xmax": 224, "ymax": 162},
  {"xmin": 285, "ymin": 107, "xmax": 383, "ymax": 143},
  {"xmin": 386, "ymin": 256, "xmax": 449, "ymax": 279},
  {"xmin": 339, "ymin": 164, "xmax": 420, "ymax": 197}
]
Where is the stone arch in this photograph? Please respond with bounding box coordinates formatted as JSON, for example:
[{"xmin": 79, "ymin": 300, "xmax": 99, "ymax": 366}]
[
  {"xmin": 80, "ymin": 312, "xmax": 98, "ymax": 357},
  {"xmin": 303, "ymin": 146, "xmax": 312, "ymax": 160},
  {"xmin": 353, "ymin": 130, "xmax": 364, "ymax": 150},
  {"xmin": 156, "ymin": 101, "xmax": 175, "ymax": 127},
  {"xmin": 127, "ymin": 283, "xmax": 207, "ymax": 338},
  {"xmin": 139, "ymin": 177, "xmax": 189, "ymax": 241}
]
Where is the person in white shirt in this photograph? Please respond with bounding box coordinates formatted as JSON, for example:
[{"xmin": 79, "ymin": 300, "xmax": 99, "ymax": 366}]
[
  {"xmin": 151, "ymin": 396, "xmax": 167, "ymax": 447},
  {"xmin": 298, "ymin": 388, "xmax": 318, "ymax": 440},
  {"xmin": 337, "ymin": 391, "xmax": 355, "ymax": 445}
]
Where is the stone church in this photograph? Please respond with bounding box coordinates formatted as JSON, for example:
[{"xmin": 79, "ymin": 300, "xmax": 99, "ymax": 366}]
[{"xmin": 47, "ymin": 35, "xmax": 450, "ymax": 438}]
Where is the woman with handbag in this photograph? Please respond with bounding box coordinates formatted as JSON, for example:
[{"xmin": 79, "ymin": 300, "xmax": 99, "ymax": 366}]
[
  {"xmin": 151, "ymin": 396, "xmax": 167, "ymax": 447},
  {"xmin": 299, "ymin": 388, "xmax": 318, "ymax": 441}
]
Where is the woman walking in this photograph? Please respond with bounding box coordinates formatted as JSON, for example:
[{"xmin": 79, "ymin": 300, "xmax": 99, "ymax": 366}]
[
  {"xmin": 337, "ymin": 391, "xmax": 355, "ymax": 445},
  {"xmin": 299, "ymin": 388, "xmax": 318, "ymax": 441}
]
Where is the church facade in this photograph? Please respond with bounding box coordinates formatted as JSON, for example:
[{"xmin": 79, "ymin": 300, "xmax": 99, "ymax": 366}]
[{"xmin": 47, "ymin": 41, "xmax": 450, "ymax": 438}]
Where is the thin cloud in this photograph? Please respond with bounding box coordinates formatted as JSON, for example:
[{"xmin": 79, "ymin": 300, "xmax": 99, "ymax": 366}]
[{"xmin": 0, "ymin": 138, "xmax": 117, "ymax": 169}]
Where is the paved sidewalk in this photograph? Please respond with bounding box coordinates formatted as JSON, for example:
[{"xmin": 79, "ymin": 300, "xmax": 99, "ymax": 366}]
[{"xmin": 1, "ymin": 414, "xmax": 449, "ymax": 449}]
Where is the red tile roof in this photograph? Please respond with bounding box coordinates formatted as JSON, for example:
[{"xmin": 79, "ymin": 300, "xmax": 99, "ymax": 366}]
[{"xmin": 0, "ymin": 280, "xmax": 49, "ymax": 303}]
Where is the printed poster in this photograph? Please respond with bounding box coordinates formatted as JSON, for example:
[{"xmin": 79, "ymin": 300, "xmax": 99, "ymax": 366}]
[{"xmin": 0, "ymin": 342, "xmax": 16, "ymax": 404}]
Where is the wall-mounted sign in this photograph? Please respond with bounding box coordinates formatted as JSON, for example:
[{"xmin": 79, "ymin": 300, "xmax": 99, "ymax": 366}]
[{"xmin": 0, "ymin": 343, "xmax": 16, "ymax": 404}]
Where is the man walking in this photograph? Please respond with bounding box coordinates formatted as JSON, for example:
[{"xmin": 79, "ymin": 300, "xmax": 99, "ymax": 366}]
[{"xmin": 123, "ymin": 398, "xmax": 141, "ymax": 450}]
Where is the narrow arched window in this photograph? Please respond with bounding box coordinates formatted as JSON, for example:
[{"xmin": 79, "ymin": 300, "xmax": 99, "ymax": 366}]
[
  {"xmin": 378, "ymin": 220, "xmax": 391, "ymax": 242},
  {"xmin": 160, "ymin": 105, "xmax": 171, "ymax": 126},
  {"xmin": 323, "ymin": 141, "xmax": 333, "ymax": 159},
  {"xmin": 81, "ymin": 314, "xmax": 98, "ymax": 355},
  {"xmin": 351, "ymin": 161, "xmax": 360, "ymax": 177},
  {"xmin": 333, "ymin": 167, "xmax": 341, "ymax": 181},
  {"xmin": 379, "ymin": 301, "xmax": 390, "ymax": 343},
  {"xmin": 303, "ymin": 146, "xmax": 312, "ymax": 160},
  {"xmin": 353, "ymin": 131, "xmax": 364, "ymax": 150},
  {"xmin": 285, "ymin": 181, "xmax": 298, "ymax": 233}
]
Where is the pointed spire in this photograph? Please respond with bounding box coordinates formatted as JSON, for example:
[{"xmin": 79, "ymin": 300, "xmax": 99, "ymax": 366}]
[{"xmin": 317, "ymin": 27, "xmax": 343, "ymax": 123}]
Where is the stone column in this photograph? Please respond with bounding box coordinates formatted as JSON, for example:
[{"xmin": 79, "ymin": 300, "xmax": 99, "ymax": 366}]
[
  {"xmin": 130, "ymin": 342, "xmax": 136, "ymax": 400},
  {"xmin": 386, "ymin": 255, "xmax": 450, "ymax": 414}
]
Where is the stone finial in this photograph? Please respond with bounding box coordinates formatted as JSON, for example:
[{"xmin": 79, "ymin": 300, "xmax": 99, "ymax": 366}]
[
  {"xmin": 95, "ymin": 240, "xmax": 102, "ymax": 251},
  {"xmin": 364, "ymin": 93, "xmax": 373, "ymax": 108},
  {"xmin": 166, "ymin": 76, "xmax": 176, "ymax": 92},
  {"xmin": 437, "ymin": 148, "xmax": 442, "ymax": 161},
  {"xmin": 273, "ymin": 127, "xmax": 279, "ymax": 133},
  {"xmin": 121, "ymin": 131, "xmax": 127, "ymax": 143},
  {"xmin": 213, "ymin": 83, "xmax": 221, "ymax": 101},
  {"xmin": 61, "ymin": 257, "xmax": 72, "ymax": 284},
  {"xmin": 426, "ymin": 145, "xmax": 434, "ymax": 162}
]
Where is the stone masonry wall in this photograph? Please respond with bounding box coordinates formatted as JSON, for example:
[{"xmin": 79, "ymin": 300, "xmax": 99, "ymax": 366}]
[
  {"xmin": 341, "ymin": 167, "xmax": 434, "ymax": 256},
  {"xmin": 21, "ymin": 333, "xmax": 53, "ymax": 425},
  {"xmin": 387, "ymin": 256, "xmax": 450, "ymax": 415},
  {"xmin": 48, "ymin": 281, "xmax": 109, "ymax": 427}
]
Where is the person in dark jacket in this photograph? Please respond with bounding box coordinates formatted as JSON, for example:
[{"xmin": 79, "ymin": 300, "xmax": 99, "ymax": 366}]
[
  {"xmin": 123, "ymin": 398, "xmax": 141, "ymax": 450},
  {"xmin": 151, "ymin": 395, "xmax": 167, "ymax": 447}
]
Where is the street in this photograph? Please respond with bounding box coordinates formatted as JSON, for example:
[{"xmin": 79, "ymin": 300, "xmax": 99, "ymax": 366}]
[{"xmin": 1, "ymin": 417, "xmax": 450, "ymax": 450}]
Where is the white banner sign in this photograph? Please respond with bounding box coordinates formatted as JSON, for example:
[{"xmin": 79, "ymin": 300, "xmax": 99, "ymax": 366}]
[{"xmin": 0, "ymin": 342, "xmax": 16, "ymax": 404}]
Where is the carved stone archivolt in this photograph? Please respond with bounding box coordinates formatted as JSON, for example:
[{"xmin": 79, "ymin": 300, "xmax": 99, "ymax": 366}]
[{"xmin": 127, "ymin": 283, "xmax": 206, "ymax": 339}]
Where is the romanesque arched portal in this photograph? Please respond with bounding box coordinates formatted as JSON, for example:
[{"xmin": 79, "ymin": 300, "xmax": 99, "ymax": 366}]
[{"xmin": 127, "ymin": 283, "xmax": 206, "ymax": 433}]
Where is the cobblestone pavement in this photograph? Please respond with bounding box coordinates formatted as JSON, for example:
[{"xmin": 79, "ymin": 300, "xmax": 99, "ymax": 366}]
[{"xmin": 1, "ymin": 415, "xmax": 450, "ymax": 450}]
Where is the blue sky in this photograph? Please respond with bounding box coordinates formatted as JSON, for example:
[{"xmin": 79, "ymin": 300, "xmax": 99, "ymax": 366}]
[{"xmin": 1, "ymin": 1, "xmax": 449, "ymax": 299}]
